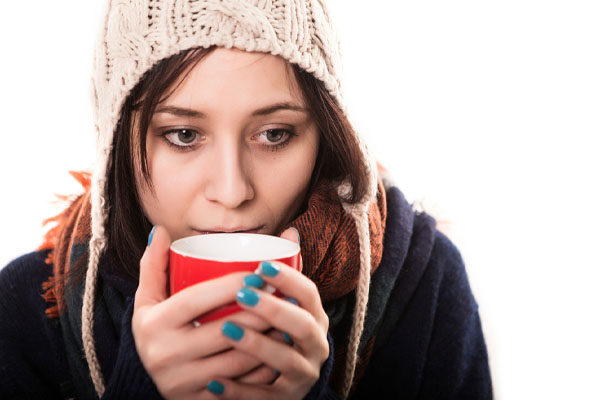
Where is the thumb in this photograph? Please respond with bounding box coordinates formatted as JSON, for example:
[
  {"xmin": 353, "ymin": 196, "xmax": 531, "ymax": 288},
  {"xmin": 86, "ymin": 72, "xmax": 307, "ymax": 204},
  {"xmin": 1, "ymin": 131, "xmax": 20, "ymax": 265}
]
[
  {"xmin": 280, "ymin": 227, "xmax": 300, "ymax": 244},
  {"xmin": 280, "ymin": 227, "xmax": 303, "ymax": 272},
  {"xmin": 135, "ymin": 225, "xmax": 172, "ymax": 310}
]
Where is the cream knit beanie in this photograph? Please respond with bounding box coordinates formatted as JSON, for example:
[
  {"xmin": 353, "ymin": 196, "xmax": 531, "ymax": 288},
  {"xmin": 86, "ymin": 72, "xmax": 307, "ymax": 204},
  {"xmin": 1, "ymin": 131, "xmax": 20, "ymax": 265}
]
[{"xmin": 83, "ymin": 0, "xmax": 378, "ymax": 398}]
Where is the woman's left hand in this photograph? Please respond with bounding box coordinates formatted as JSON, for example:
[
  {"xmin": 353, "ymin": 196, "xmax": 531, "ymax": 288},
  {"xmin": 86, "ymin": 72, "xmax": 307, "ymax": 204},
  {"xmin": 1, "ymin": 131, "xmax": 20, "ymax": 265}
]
[{"xmin": 199, "ymin": 228, "xmax": 330, "ymax": 399}]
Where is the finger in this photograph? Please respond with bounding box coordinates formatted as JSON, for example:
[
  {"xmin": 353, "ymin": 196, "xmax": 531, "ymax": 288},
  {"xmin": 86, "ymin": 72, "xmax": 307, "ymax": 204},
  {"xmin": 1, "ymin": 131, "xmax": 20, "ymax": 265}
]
[
  {"xmin": 235, "ymin": 329, "xmax": 286, "ymax": 384},
  {"xmin": 153, "ymin": 349, "xmax": 265, "ymax": 397},
  {"xmin": 234, "ymin": 288, "xmax": 328, "ymax": 360},
  {"xmin": 201, "ymin": 378, "xmax": 273, "ymax": 400},
  {"xmin": 236, "ymin": 365, "xmax": 279, "ymax": 385},
  {"xmin": 220, "ymin": 321, "xmax": 313, "ymax": 380},
  {"xmin": 135, "ymin": 226, "xmax": 171, "ymax": 310},
  {"xmin": 279, "ymin": 227, "xmax": 303, "ymax": 272},
  {"xmin": 176, "ymin": 310, "xmax": 272, "ymax": 359},
  {"xmin": 256, "ymin": 261, "xmax": 328, "ymax": 331},
  {"xmin": 224, "ymin": 309, "xmax": 272, "ymax": 333},
  {"xmin": 154, "ymin": 272, "xmax": 252, "ymax": 328},
  {"xmin": 279, "ymin": 227, "xmax": 299, "ymax": 244},
  {"xmin": 205, "ymin": 349, "xmax": 264, "ymax": 380}
]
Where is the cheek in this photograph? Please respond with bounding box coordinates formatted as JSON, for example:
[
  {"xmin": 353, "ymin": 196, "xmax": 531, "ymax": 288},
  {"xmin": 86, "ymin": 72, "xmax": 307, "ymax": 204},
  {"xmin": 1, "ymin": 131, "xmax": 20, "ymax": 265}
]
[
  {"xmin": 137, "ymin": 148, "xmax": 199, "ymax": 227},
  {"xmin": 259, "ymin": 137, "xmax": 318, "ymax": 216}
]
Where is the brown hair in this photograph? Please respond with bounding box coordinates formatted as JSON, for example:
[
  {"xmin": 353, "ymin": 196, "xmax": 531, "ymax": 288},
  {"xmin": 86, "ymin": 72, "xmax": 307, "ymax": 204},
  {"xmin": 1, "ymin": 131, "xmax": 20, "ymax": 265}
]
[{"xmin": 106, "ymin": 46, "xmax": 369, "ymax": 278}]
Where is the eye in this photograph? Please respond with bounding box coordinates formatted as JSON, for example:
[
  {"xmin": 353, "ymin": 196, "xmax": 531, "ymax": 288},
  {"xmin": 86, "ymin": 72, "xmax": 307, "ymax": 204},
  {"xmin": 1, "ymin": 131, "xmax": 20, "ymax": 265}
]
[
  {"xmin": 162, "ymin": 128, "xmax": 201, "ymax": 148},
  {"xmin": 265, "ymin": 129, "xmax": 286, "ymax": 143},
  {"xmin": 255, "ymin": 129, "xmax": 294, "ymax": 146}
]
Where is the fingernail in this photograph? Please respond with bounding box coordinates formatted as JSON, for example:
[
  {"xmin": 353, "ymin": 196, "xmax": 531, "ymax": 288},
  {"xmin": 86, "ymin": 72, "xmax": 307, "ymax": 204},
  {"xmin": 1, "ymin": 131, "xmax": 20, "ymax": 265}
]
[
  {"xmin": 243, "ymin": 274, "xmax": 264, "ymax": 288},
  {"xmin": 237, "ymin": 287, "xmax": 260, "ymax": 307},
  {"xmin": 291, "ymin": 227, "xmax": 301, "ymax": 245},
  {"xmin": 222, "ymin": 321, "xmax": 244, "ymax": 341},
  {"xmin": 207, "ymin": 380, "xmax": 224, "ymax": 395},
  {"xmin": 260, "ymin": 261, "xmax": 280, "ymax": 277},
  {"xmin": 147, "ymin": 226, "xmax": 156, "ymax": 247},
  {"xmin": 282, "ymin": 332, "xmax": 292, "ymax": 344},
  {"xmin": 285, "ymin": 297, "xmax": 299, "ymax": 306}
]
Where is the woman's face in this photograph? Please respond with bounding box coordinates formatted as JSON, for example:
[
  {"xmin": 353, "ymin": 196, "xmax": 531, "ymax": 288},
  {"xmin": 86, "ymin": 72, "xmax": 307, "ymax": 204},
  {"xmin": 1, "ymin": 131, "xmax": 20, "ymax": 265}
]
[{"xmin": 136, "ymin": 48, "xmax": 320, "ymax": 240}]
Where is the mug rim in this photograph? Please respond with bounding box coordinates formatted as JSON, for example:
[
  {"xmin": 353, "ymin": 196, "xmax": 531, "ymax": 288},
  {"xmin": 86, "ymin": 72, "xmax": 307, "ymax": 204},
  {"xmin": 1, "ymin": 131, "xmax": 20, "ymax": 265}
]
[{"xmin": 170, "ymin": 232, "xmax": 300, "ymax": 262}]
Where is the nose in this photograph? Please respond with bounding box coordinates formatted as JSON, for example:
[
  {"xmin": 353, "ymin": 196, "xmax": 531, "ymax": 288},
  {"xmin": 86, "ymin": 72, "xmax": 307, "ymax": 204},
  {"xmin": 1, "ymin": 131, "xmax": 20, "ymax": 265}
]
[{"xmin": 203, "ymin": 139, "xmax": 255, "ymax": 209}]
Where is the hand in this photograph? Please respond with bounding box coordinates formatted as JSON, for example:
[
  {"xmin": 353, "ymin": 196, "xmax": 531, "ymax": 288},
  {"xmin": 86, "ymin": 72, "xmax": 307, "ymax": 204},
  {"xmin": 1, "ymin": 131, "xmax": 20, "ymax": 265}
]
[
  {"xmin": 132, "ymin": 226, "xmax": 277, "ymax": 399},
  {"xmin": 198, "ymin": 228, "xmax": 330, "ymax": 400}
]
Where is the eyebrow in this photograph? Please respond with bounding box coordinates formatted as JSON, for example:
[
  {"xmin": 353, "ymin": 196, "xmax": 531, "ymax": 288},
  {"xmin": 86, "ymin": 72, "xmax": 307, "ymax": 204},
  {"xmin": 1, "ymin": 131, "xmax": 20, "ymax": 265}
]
[{"xmin": 154, "ymin": 102, "xmax": 309, "ymax": 118}]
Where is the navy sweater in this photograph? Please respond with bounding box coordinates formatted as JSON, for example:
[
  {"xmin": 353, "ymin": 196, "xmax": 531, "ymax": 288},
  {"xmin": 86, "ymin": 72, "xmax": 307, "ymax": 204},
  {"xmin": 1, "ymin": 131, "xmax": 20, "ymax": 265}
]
[{"xmin": 0, "ymin": 187, "xmax": 492, "ymax": 399}]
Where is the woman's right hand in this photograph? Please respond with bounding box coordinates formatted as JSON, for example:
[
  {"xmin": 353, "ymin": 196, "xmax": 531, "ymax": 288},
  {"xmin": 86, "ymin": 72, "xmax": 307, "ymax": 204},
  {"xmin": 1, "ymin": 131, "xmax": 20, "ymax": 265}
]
[{"xmin": 132, "ymin": 226, "xmax": 278, "ymax": 399}]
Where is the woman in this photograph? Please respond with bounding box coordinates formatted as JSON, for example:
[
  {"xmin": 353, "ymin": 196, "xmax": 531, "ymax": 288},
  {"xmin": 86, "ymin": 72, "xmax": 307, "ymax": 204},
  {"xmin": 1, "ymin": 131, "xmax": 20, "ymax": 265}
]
[{"xmin": 0, "ymin": 1, "xmax": 492, "ymax": 399}]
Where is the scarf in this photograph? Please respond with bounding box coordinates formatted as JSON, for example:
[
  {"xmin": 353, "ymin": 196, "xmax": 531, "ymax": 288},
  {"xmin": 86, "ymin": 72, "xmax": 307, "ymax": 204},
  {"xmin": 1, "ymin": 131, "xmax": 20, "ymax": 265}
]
[{"xmin": 40, "ymin": 172, "xmax": 387, "ymax": 397}]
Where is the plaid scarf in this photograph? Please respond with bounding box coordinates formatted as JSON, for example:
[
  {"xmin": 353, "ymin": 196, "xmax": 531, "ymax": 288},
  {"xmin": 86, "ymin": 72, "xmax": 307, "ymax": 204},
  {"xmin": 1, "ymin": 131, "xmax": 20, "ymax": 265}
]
[{"xmin": 40, "ymin": 172, "xmax": 387, "ymax": 396}]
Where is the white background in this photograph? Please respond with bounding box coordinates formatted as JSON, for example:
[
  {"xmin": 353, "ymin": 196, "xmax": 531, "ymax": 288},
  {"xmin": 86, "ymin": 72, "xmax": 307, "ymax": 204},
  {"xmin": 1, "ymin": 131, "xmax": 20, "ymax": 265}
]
[{"xmin": 1, "ymin": 1, "xmax": 599, "ymax": 398}]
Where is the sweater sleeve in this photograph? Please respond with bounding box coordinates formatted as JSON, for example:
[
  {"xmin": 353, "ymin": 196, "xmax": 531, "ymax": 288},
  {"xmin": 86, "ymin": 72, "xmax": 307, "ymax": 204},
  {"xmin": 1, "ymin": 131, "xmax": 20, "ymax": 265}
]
[
  {"xmin": 416, "ymin": 232, "xmax": 492, "ymax": 399},
  {"xmin": 351, "ymin": 231, "xmax": 493, "ymax": 399},
  {"xmin": 0, "ymin": 252, "xmax": 343, "ymax": 399},
  {"xmin": 100, "ymin": 298, "xmax": 163, "ymax": 399},
  {"xmin": 303, "ymin": 330, "xmax": 342, "ymax": 400},
  {"xmin": 0, "ymin": 252, "xmax": 69, "ymax": 399},
  {"xmin": 0, "ymin": 252, "xmax": 162, "ymax": 399}
]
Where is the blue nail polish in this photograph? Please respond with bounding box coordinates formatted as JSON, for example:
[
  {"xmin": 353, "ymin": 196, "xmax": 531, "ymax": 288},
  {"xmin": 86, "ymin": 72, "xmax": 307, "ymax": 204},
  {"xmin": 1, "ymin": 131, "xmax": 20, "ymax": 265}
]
[
  {"xmin": 147, "ymin": 226, "xmax": 156, "ymax": 246},
  {"xmin": 285, "ymin": 297, "xmax": 299, "ymax": 306},
  {"xmin": 292, "ymin": 227, "xmax": 301, "ymax": 245},
  {"xmin": 237, "ymin": 287, "xmax": 260, "ymax": 307},
  {"xmin": 207, "ymin": 380, "xmax": 224, "ymax": 395},
  {"xmin": 222, "ymin": 321, "xmax": 244, "ymax": 341},
  {"xmin": 282, "ymin": 332, "xmax": 292, "ymax": 344},
  {"xmin": 243, "ymin": 274, "xmax": 264, "ymax": 288},
  {"xmin": 260, "ymin": 261, "xmax": 280, "ymax": 277}
]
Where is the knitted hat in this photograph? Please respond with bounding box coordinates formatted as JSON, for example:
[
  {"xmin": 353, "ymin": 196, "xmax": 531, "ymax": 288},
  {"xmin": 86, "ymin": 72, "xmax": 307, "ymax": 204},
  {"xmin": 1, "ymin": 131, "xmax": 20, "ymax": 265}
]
[{"xmin": 84, "ymin": 0, "xmax": 378, "ymax": 398}]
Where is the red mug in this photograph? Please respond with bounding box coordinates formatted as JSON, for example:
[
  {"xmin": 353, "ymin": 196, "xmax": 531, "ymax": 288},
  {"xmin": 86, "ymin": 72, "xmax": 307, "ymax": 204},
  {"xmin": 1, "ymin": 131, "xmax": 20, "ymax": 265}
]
[{"xmin": 169, "ymin": 233, "xmax": 301, "ymax": 324}]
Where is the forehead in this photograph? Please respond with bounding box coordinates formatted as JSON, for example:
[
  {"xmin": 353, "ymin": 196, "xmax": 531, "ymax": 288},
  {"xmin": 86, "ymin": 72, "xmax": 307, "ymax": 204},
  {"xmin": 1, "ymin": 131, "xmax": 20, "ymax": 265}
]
[{"xmin": 165, "ymin": 47, "xmax": 304, "ymax": 109}]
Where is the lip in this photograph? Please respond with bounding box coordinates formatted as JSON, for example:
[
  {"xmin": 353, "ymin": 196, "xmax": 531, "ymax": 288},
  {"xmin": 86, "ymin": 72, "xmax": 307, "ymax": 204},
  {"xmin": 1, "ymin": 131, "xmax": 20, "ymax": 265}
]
[{"xmin": 192, "ymin": 225, "xmax": 265, "ymax": 235}]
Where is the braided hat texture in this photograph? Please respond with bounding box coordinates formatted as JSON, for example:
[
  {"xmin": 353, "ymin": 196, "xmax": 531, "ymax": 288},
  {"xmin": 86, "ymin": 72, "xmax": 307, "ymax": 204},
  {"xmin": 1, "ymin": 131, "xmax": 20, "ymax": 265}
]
[{"xmin": 84, "ymin": 1, "xmax": 378, "ymax": 398}]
